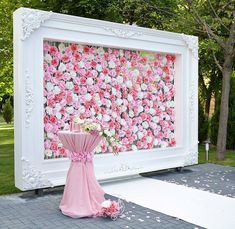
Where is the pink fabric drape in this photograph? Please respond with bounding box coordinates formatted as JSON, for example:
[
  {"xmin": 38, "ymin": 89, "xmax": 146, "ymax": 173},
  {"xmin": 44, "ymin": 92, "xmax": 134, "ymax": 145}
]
[{"xmin": 58, "ymin": 131, "xmax": 105, "ymax": 218}]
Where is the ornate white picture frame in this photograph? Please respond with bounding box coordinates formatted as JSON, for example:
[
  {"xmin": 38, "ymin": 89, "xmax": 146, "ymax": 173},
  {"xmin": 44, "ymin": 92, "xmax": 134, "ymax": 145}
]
[{"xmin": 14, "ymin": 7, "xmax": 198, "ymax": 191}]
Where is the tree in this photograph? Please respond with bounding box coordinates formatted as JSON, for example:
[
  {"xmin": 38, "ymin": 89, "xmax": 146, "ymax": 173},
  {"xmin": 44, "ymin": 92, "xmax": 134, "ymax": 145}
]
[
  {"xmin": 2, "ymin": 99, "xmax": 13, "ymax": 123},
  {"xmin": 185, "ymin": 0, "xmax": 235, "ymax": 160}
]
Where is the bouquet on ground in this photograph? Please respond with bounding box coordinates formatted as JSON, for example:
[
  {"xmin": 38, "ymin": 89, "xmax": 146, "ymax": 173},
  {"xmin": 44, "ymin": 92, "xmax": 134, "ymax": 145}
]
[
  {"xmin": 70, "ymin": 116, "xmax": 120, "ymax": 154},
  {"xmin": 98, "ymin": 199, "xmax": 125, "ymax": 220}
]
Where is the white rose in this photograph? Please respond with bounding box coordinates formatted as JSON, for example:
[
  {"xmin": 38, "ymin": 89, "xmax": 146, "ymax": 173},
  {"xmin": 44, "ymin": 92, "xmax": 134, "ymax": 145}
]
[
  {"xmin": 44, "ymin": 54, "xmax": 52, "ymax": 63},
  {"xmin": 58, "ymin": 43, "xmax": 66, "ymax": 52},
  {"xmin": 104, "ymin": 129, "xmax": 112, "ymax": 137},
  {"xmin": 154, "ymin": 138, "xmax": 159, "ymax": 146},
  {"xmin": 46, "ymin": 82, "xmax": 54, "ymax": 92},
  {"xmin": 138, "ymin": 105, "xmax": 144, "ymax": 113},
  {"xmin": 126, "ymin": 61, "xmax": 131, "ymax": 68},
  {"xmin": 116, "ymin": 98, "xmax": 123, "ymax": 106},
  {"xmin": 70, "ymin": 71, "xmax": 76, "ymax": 78},
  {"xmin": 108, "ymin": 60, "xmax": 115, "ymax": 69},
  {"xmin": 103, "ymin": 114, "xmax": 111, "ymax": 122},
  {"xmin": 138, "ymin": 131, "xmax": 144, "ymax": 139},
  {"xmin": 121, "ymin": 106, "xmax": 127, "ymax": 112},
  {"xmin": 64, "ymin": 123, "xmax": 70, "ymax": 130},
  {"xmin": 161, "ymin": 141, "xmax": 168, "ymax": 148},
  {"xmin": 146, "ymin": 136, "xmax": 152, "ymax": 143},
  {"xmin": 162, "ymin": 57, "xmax": 167, "ymax": 64},
  {"xmin": 96, "ymin": 64, "xmax": 102, "ymax": 72},
  {"xmin": 120, "ymin": 119, "xmax": 126, "ymax": 126},
  {"xmin": 106, "ymin": 100, "xmax": 112, "ymax": 108},
  {"xmin": 97, "ymin": 47, "xmax": 105, "ymax": 55},
  {"xmin": 54, "ymin": 86, "xmax": 61, "ymax": 94},
  {"xmin": 86, "ymin": 78, "xmax": 94, "ymax": 85},
  {"xmin": 164, "ymin": 86, "xmax": 169, "ymax": 92},
  {"xmin": 79, "ymin": 106, "xmax": 85, "ymax": 113},
  {"xmin": 95, "ymin": 145, "xmax": 102, "ymax": 154},
  {"xmin": 97, "ymin": 100, "xmax": 102, "ymax": 106},
  {"xmin": 59, "ymin": 63, "xmax": 66, "ymax": 72},
  {"xmin": 116, "ymin": 75, "xmax": 123, "ymax": 84},
  {"xmin": 58, "ymin": 142, "xmax": 63, "ymax": 147},
  {"xmin": 46, "ymin": 107, "xmax": 53, "ymax": 115},
  {"xmin": 97, "ymin": 114, "xmax": 103, "ymax": 120},
  {"xmin": 66, "ymin": 106, "xmax": 74, "ymax": 114},
  {"xmin": 127, "ymin": 94, "xmax": 133, "ymax": 102},
  {"xmin": 79, "ymin": 61, "xmax": 84, "ymax": 68},
  {"xmin": 119, "ymin": 50, "xmax": 124, "ymax": 57},
  {"xmin": 133, "ymin": 69, "xmax": 139, "ymax": 76},
  {"xmin": 90, "ymin": 108, "xmax": 96, "ymax": 116},
  {"xmin": 155, "ymin": 75, "xmax": 160, "ymax": 82},
  {"xmin": 47, "ymin": 133, "xmax": 54, "ymax": 139},
  {"xmin": 170, "ymin": 101, "xmax": 175, "ymax": 107},
  {"xmin": 149, "ymin": 101, "xmax": 153, "ymax": 107},
  {"xmin": 56, "ymin": 112, "xmax": 62, "ymax": 119},
  {"xmin": 165, "ymin": 115, "xmax": 170, "ymax": 121},
  {"xmin": 65, "ymin": 81, "xmax": 74, "ymax": 90},
  {"xmin": 142, "ymin": 121, "xmax": 149, "ymax": 129},
  {"xmin": 170, "ymin": 133, "xmax": 175, "ymax": 138},
  {"xmin": 105, "ymin": 76, "xmax": 112, "ymax": 84},
  {"xmin": 160, "ymin": 105, "xmax": 165, "ymax": 111},
  {"xmin": 129, "ymin": 110, "xmax": 134, "ymax": 118},
  {"xmin": 101, "ymin": 200, "xmax": 112, "ymax": 208},
  {"xmin": 44, "ymin": 149, "xmax": 53, "ymax": 157},
  {"xmin": 133, "ymin": 126, "xmax": 138, "ymax": 133},
  {"xmin": 132, "ymin": 145, "xmax": 138, "ymax": 151},
  {"xmin": 138, "ymin": 92, "xmax": 144, "ymax": 99},
  {"xmin": 88, "ymin": 54, "xmax": 94, "ymax": 60},
  {"xmin": 85, "ymin": 93, "xmax": 92, "ymax": 101},
  {"xmin": 73, "ymin": 94, "xmax": 79, "ymax": 102},
  {"xmin": 152, "ymin": 116, "xmax": 159, "ymax": 123},
  {"xmin": 125, "ymin": 80, "xmax": 132, "ymax": 88},
  {"xmin": 112, "ymin": 88, "xmax": 117, "ymax": 95},
  {"xmin": 112, "ymin": 112, "xmax": 117, "ymax": 118},
  {"xmin": 110, "ymin": 129, "xmax": 115, "ymax": 136},
  {"xmin": 149, "ymin": 108, "xmax": 156, "ymax": 115},
  {"xmin": 141, "ymin": 83, "xmax": 147, "ymax": 90}
]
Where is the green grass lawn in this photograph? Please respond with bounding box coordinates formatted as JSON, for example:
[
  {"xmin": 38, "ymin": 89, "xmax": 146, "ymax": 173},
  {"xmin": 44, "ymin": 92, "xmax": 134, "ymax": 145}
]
[{"xmin": 0, "ymin": 124, "xmax": 234, "ymax": 195}]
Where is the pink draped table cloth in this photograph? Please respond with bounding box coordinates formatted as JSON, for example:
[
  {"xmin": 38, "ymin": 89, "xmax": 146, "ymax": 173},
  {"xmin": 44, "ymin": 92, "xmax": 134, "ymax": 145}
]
[{"xmin": 58, "ymin": 131, "xmax": 105, "ymax": 218}]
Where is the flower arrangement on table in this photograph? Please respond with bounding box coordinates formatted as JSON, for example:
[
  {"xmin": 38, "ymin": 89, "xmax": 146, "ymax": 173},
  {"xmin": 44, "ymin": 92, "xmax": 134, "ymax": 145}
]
[
  {"xmin": 98, "ymin": 199, "xmax": 125, "ymax": 220},
  {"xmin": 70, "ymin": 116, "xmax": 120, "ymax": 154}
]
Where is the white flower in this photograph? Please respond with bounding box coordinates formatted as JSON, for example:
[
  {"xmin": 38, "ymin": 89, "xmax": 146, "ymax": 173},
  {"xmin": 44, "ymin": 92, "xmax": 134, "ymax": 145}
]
[
  {"xmin": 170, "ymin": 101, "xmax": 175, "ymax": 107},
  {"xmin": 103, "ymin": 114, "xmax": 111, "ymax": 122},
  {"xmin": 110, "ymin": 129, "xmax": 115, "ymax": 136},
  {"xmin": 85, "ymin": 93, "xmax": 92, "ymax": 101},
  {"xmin": 86, "ymin": 78, "xmax": 94, "ymax": 85},
  {"xmin": 162, "ymin": 57, "xmax": 167, "ymax": 64},
  {"xmin": 138, "ymin": 105, "xmax": 144, "ymax": 113},
  {"xmin": 58, "ymin": 142, "xmax": 63, "ymax": 148},
  {"xmin": 96, "ymin": 64, "xmax": 102, "ymax": 72},
  {"xmin": 101, "ymin": 200, "xmax": 112, "ymax": 208},
  {"xmin": 53, "ymin": 86, "xmax": 61, "ymax": 94},
  {"xmin": 58, "ymin": 43, "xmax": 66, "ymax": 52},
  {"xmin": 149, "ymin": 108, "xmax": 156, "ymax": 115},
  {"xmin": 45, "ymin": 149, "xmax": 53, "ymax": 157},
  {"xmin": 59, "ymin": 63, "xmax": 66, "ymax": 72},
  {"xmin": 116, "ymin": 98, "xmax": 123, "ymax": 106},
  {"xmin": 155, "ymin": 75, "xmax": 160, "ymax": 82},
  {"xmin": 117, "ymin": 75, "xmax": 123, "ymax": 84},
  {"xmin": 126, "ymin": 61, "xmax": 131, "ymax": 68},
  {"xmin": 97, "ymin": 47, "xmax": 105, "ymax": 55},
  {"xmin": 141, "ymin": 83, "xmax": 147, "ymax": 90},
  {"xmin": 97, "ymin": 100, "xmax": 102, "ymax": 106},
  {"xmin": 112, "ymin": 87, "xmax": 117, "ymax": 95},
  {"xmin": 127, "ymin": 94, "xmax": 133, "ymax": 102},
  {"xmin": 170, "ymin": 133, "xmax": 175, "ymax": 138},
  {"xmin": 119, "ymin": 50, "xmax": 124, "ymax": 57},
  {"xmin": 47, "ymin": 133, "xmax": 54, "ymax": 139},
  {"xmin": 66, "ymin": 106, "xmax": 74, "ymax": 114},
  {"xmin": 79, "ymin": 106, "xmax": 85, "ymax": 113},
  {"xmin": 79, "ymin": 61, "xmax": 84, "ymax": 68},
  {"xmin": 121, "ymin": 106, "xmax": 127, "ymax": 112},
  {"xmin": 138, "ymin": 92, "xmax": 144, "ymax": 99},
  {"xmin": 108, "ymin": 60, "xmax": 115, "ymax": 69},
  {"xmin": 142, "ymin": 121, "xmax": 149, "ymax": 129},
  {"xmin": 88, "ymin": 54, "xmax": 95, "ymax": 60},
  {"xmin": 73, "ymin": 94, "xmax": 79, "ymax": 102},
  {"xmin": 65, "ymin": 81, "xmax": 74, "ymax": 90},
  {"xmin": 138, "ymin": 131, "xmax": 144, "ymax": 139},
  {"xmin": 152, "ymin": 116, "xmax": 159, "ymax": 123},
  {"xmin": 165, "ymin": 115, "xmax": 170, "ymax": 121},
  {"xmin": 64, "ymin": 123, "xmax": 70, "ymax": 130},
  {"xmin": 164, "ymin": 86, "xmax": 169, "ymax": 92},
  {"xmin": 125, "ymin": 80, "xmax": 132, "ymax": 88},
  {"xmin": 129, "ymin": 110, "xmax": 134, "ymax": 118},
  {"xmin": 120, "ymin": 119, "xmax": 126, "ymax": 126},
  {"xmin": 46, "ymin": 82, "xmax": 54, "ymax": 92},
  {"xmin": 106, "ymin": 100, "xmax": 112, "ymax": 108},
  {"xmin": 104, "ymin": 129, "xmax": 112, "ymax": 137},
  {"xmin": 90, "ymin": 108, "xmax": 96, "ymax": 116},
  {"xmin": 133, "ymin": 69, "xmax": 139, "ymax": 76},
  {"xmin": 97, "ymin": 114, "xmax": 103, "ymax": 120},
  {"xmin": 44, "ymin": 54, "xmax": 52, "ymax": 63},
  {"xmin": 153, "ymin": 138, "xmax": 159, "ymax": 146},
  {"xmin": 160, "ymin": 105, "xmax": 165, "ymax": 111},
  {"xmin": 73, "ymin": 117, "xmax": 84, "ymax": 124},
  {"xmin": 132, "ymin": 145, "xmax": 138, "ymax": 151},
  {"xmin": 161, "ymin": 141, "xmax": 168, "ymax": 148},
  {"xmin": 56, "ymin": 112, "xmax": 62, "ymax": 119},
  {"xmin": 70, "ymin": 71, "xmax": 76, "ymax": 78},
  {"xmin": 112, "ymin": 112, "xmax": 117, "ymax": 118},
  {"xmin": 105, "ymin": 76, "xmax": 112, "ymax": 84},
  {"xmin": 95, "ymin": 145, "xmax": 102, "ymax": 154},
  {"xmin": 133, "ymin": 126, "xmax": 138, "ymax": 133},
  {"xmin": 46, "ymin": 107, "xmax": 53, "ymax": 115},
  {"xmin": 146, "ymin": 136, "xmax": 152, "ymax": 143}
]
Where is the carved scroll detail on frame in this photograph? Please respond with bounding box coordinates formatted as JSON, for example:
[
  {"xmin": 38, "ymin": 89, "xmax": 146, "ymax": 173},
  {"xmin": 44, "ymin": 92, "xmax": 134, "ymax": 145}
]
[
  {"xmin": 21, "ymin": 157, "xmax": 53, "ymax": 190},
  {"xmin": 181, "ymin": 34, "xmax": 198, "ymax": 59},
  {"xmin": 184, "ymin": 145, "xmax": 198, "ymax": 166},
  {"xmin": 103, "ymin": 27, "xmax": 143, "ymax": 38},
  {"xmin": 104, "ymin": 163, "xmax": 142, "ymax": 174},
  {"xmin": 21, "ymin": 8, "xmax": 52, "ymax": 40},
  {"xmin": 25, "ymin": 70, "xmax": 34, "ymax": 128},
  {"xmin": 189, "ymin": 82, "xmax": 196, "ymax": 122}
]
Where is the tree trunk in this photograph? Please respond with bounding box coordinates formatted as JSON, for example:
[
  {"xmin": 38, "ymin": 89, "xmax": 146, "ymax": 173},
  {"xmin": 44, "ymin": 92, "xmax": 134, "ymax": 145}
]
[
  {"xmin": 216, "ymin": 55, "xmax": 233, "ymax": 160},
  {"xmin": 205, "ymin": 92, "xmax": 211, "ymax": 116}
]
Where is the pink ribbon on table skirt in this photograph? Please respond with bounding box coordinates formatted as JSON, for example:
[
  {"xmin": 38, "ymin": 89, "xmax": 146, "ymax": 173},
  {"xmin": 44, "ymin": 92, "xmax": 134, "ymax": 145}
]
[{"xmin": 69, "ymin": 151, "xmax": 93, "ymax": 163}]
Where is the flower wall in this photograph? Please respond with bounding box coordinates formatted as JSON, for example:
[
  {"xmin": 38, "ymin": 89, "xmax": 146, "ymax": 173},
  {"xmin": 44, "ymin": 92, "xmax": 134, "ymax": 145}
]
[{"xmin": 43, "ymin": 40, "xmax": 176, "ymax": 159}]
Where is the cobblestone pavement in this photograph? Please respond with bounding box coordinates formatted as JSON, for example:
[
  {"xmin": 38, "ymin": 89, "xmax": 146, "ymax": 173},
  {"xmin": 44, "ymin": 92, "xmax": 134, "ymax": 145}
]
[
  {"xmin": 145, "ymin": 163, "xmax": 235, "ymax": 198},
  {"xmin": 0, "ymin": 189, "xmax": 204, "ymax": 229}
]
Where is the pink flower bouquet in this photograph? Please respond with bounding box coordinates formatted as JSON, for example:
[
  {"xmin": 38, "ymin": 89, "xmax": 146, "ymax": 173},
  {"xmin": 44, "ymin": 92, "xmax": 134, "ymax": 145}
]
[{"xmin": 98, "ymin": 199, "xmax": 125, "ymax": 220}]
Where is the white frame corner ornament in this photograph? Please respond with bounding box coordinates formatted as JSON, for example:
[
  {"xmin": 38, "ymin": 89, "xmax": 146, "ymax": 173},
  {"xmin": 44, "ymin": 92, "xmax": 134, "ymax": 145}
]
[{"xmin": 181, "ymin": 34, "xmax": 199, "ymax": 59}]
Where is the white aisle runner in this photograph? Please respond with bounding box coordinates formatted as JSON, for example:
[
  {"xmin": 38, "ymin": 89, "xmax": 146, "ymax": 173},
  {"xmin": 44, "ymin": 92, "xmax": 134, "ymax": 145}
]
[{"xmin": 102, "ymin": 177, "xmax": 235, "ymax": 229}]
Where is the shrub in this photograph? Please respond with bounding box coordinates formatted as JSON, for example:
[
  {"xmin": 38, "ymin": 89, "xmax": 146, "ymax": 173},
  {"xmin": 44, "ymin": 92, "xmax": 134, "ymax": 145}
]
[{"xmin": 2, "ymin": 99, "xmax": 13, "ymax": 124}]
